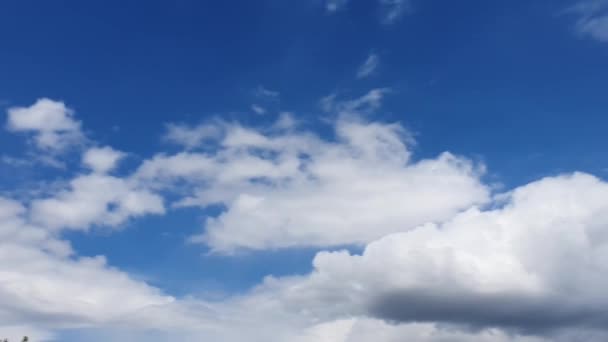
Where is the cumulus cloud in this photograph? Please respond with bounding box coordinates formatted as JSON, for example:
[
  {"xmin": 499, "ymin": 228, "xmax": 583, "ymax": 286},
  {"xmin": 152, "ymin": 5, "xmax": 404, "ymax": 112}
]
[
  {"xmin": 135, "ymin": 97, "xmax": 488, "ymax": 252},
  {"xmin": 82, "ymin": 146, "xmax": 125, "ymax": 173},
  {"xmin": 8, "ymin": 94, "xmax": 608, "ymax": 341},
  {"xmin": 0, "ymin": 197, "xmax": 177, "ymax": 341},
  {"xmin": 30, "ymin": 171, "xmax": 165, "ymax": 231},
  {"xmin": 356, "ymin": 53, "xmax": 380, "ymax": 79},
  {"xmin": 268, "ymin": 173, "xmax": 608, "ymax": 336},
  {"xmin": 5, "ymin": 98, "xmax": 84, "ymax": 151},
  {"xmin": 163, "ymin": 122, "xmax": 222, "ymax": 149}
]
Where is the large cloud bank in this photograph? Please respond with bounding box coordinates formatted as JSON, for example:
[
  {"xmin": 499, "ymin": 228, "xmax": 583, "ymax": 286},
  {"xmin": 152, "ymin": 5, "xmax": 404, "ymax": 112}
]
[{"xmin": 2, "ymin": 96, "xmax": 608, "ymax": 341}]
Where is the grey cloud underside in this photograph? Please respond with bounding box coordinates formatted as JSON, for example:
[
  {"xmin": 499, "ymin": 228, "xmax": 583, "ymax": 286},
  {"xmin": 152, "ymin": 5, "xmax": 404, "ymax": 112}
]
[{"xmin": 369, "ymin": 290, "xmax": 608, "ymax": 334}]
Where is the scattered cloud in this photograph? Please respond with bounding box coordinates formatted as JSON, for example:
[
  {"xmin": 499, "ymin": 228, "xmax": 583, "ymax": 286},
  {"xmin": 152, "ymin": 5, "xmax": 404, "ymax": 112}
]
[
  {"xmin": 323, "ymin": 0, "xmax": 411, "ymax": 23},
  {"xmin": 136, "ymin": 91, "xmax": 487, "ymax": 252},
  {"xmin": 163, "ymin": 122, "xmax": 222, "ymax": 149},
  {"xmin": 0, "ymin": 197, "xmax": 176, "ymax": 341},
  {"xmin": 6, "ymin": 95, "xmax": 608, "ymax": 341},
  {"xmin": 325, "ymin": 0, "xmax": 349, "ymax": 12},
  {"xmin": 356, "ymin": 53, "xmax": 380, "ymax": 79},
  {"xmin": 271, "ymin": 173, "xmax": 608, "ymax": 336},
  {"xmin": 30, "ymin": 171, "xmax": 164, "ymax": 231},
  {"xmin": 321, "ymin": 88, "xmax": 391, "ymax": 114},
  {"xmin": 254, "ymin": 85, "xmax": 280, "ymax": 100},
  {"xmin": 82, "ymin": 146, "xmax": 125, "ymax": 174},
  {"xmin": 251, "ymin": 104, "xmax": 267, "ymax": 115},
  {"xmin": 569, "ymin": 0, "xmax": 608, "ymax": 42},
  {"xmin": 379, "ymin": 0, "xmax": 410, "ymax": 24},
  {"xmin": 5, "ymin": 98, "xmax": 84, "ymax": 152},
  {"xmin": 273, "ymin": 111, "xmax": 299, "ymax": 130}
]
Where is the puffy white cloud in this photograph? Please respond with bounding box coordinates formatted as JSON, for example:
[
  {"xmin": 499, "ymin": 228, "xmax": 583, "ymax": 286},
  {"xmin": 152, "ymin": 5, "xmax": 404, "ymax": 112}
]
[
  {"xmin": 270, "ymin": 173, "xmax": 608, "ymax": 335},
  {"xmin": 0, "ymin": 197, "xmax": 176, "ymax": 341},
  {"xmin": 5, "ymin": 98, "xmax": 84, "ymax": 151},
  {"xmin": 356, "ymin": 53, "xmax": 380, "ymax": 79},
  {"xmin": 8, "ymin": 94, "xmax": 608, "ymax": 341},
  {"xmin": 136, "ymin": 112, "xmax": 488, "ymax": 252},
  {"xmin": 163, "ymin": 122, "xmax": 222, "ymax": 149},
  {"xmin": 30, "ymin": 172, "xmax": 164, "ymax": 231},
  {"xmin": 82, "ymin": 146, "xmax": 125, "ymax": 173}
]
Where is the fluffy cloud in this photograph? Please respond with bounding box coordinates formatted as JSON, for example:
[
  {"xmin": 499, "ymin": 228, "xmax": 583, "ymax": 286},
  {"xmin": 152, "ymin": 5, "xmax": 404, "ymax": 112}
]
[
  {"xmin": 136, "ymin": 107, "xmax": 488, "ymax": 252},
  {"xmin": 0, "ymin": 197, "xmax": 176, "ymax": 341},
  {"xmin": 5, "ymin": 98, "xmax": 84, "ymax": 151},
  {"xmin": 82, "ymin": 146, "xmax": 125, "ymax": 173},
  {"xmin": 30, "ymin": 172, "xmax": 164, "ymax": 231},
  {"xmin": 164, "ymin": 122, "xmax": 222, "ymax": 149},
  {"xmin": 269, "ymin": 173, "xmax": 608, "ymax": 336},
  {"xmin": 7, "ymin": 95, "xmax": 608, "ymax": 341},
  {"xmin": 356, "ymin": 53, "xmax": 380, "ymax": 79}
]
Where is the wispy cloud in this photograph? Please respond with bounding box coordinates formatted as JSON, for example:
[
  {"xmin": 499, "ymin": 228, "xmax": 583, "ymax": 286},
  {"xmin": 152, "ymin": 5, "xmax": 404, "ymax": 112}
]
[
  {"xmin": 356, "ymin": 52, "xmax": 380, "ymax": 79},
  {"xmin": 251, "ymin": 104, "xmax": 267, "ymax": 115},
  {"xmin": 379, "ymin": 0, "xmax": 410, "ymax": 24},
  {"xmin": 324, "ymin": 0, "xmax": 411, "ymax": 23},
  {"xmin": 325, "ymin": 0, "xmax": 349, "ymax": 12},
  {"xmin": 254, "ymin": 85, "xmax": 280, "ymax": 100},
  {"xmin": 568, "ymin": 0, "xmax": 608, "ymax": 42}
]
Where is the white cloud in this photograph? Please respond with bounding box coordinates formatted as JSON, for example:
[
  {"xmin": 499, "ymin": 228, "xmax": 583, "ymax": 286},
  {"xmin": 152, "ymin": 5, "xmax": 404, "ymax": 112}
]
[
  {"xmin": 8, "ymin": 94, "xmax": 608, "ymax": 341},
  {"xmin": 83, "ymin": 146, "xmax": 125, "ymax": 173},
  {"xmin": 251, "ymin": 104, "xmax": 267, "ymax": 115},
  {"xmin": 5, "ymin": 98, "xmax": 84, "ymax": 151},
  {"xmin": 274, "ymin": 111, "xmax": 298, "ymax": 130},
  {"xmin": 379, "ymin": 0, "xmax": 410, "ymax": 24},
  {"xmin": 578, "ymin": 15, "xmax": 608, "ymax": 41},
  {"xmin": 254, "ymin": 85, "xmax": 280, "ymax": 99},
  {"xmin": 0, "ymin": 197, "xmax": 177, "ymax": 341},
  {"xmin": 323, "ymin": 0, "xmax": 411, "ymax": 23},
  {"xmin": 269, "ymin": 173, "xmax": 608, "ymax": 335},
  {"xmin": 163, "ymin": 122, "xmax": 222, "ymax": 149},
  {"xmin": 321, "ymin": 88, "xmax": 390, "ymax": 114},
  {"xmin": 570, "ymin": 0, "xmax": 608, "ymax": 42},
  {"xmin": 136, "ymin": 107, "xmax": 488, "ymax": 252},
  {"xmin": 356, "ymin": 53, "xmax": 380, "ymax": 79},
  {"xmin": 30, "ymin": 171, "xmax": 165, "ymax": 231},
  {"xmin": 326, "ymin": 0, "xmax": 349, "ymax": 12}
]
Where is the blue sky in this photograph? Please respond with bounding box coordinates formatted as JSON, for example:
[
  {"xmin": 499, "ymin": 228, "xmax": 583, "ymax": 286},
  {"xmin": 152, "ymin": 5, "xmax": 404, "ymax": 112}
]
[{"xmin": 2, "ymin": 1, "xmax": 608, "ymax": 341}]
